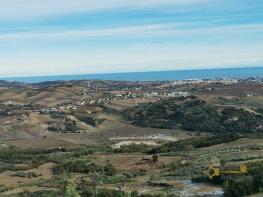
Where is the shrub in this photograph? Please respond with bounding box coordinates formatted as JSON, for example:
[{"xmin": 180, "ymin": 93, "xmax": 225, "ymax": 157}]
[{"xmin": 104, "ymin": 164, "xmax": 116, "ymax": 176}]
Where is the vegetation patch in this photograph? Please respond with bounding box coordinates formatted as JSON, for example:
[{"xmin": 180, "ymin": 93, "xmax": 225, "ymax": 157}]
[
  {"xmin": 150, "ymin": 134, "xmax": 241, "ymax": 153},
  {"xmin": 123, "ymin": 96, "xmax": 263, "ymax": 133}
]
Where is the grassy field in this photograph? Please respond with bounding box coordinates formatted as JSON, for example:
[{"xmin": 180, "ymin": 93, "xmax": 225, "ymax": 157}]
[{"xmin": 0, "ymin": 134, "xmax": 262, "ymax": 196}]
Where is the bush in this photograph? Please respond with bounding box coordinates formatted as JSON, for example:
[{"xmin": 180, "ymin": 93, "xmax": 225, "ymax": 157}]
[
  {"xmin": 77, "ymin": 184, "xmax": 125, "ymax": 197},
  {"xmin": 223, "ymin": 176, "xmax": 254, "ymax": 197},
  {"xmin": 12, "ymin": 171, "xmax": 41, "ymax": 178},
  {"xmin": 114, "ymin": 143, "xmax": 150, "ymax": 153},
  {"xmin": 222, "ymin": 162, "xmax": 263, "ymax": 197},
  {"xmin": 53, "ymin": 160, "xmax": 117, "ymax": 177},
  {"xmin": 104, "ymin": 164, "xmax": 116, "ymax": 176},
  {"xmin": 150, "ymin": 134, "xmax": 241, "ymax": 153},
  {"xmin": 9, "ymin": 190, "xmax": 63, "ymax": 197},
  {"xmin": 65, "ymin": 119, "xmax": 79, "ymax": 132}
]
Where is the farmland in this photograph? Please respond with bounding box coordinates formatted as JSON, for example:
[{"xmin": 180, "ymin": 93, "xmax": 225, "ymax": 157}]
[{"xmin": 0, "ymin": 78, "xmax": 262, "ymax": 196}]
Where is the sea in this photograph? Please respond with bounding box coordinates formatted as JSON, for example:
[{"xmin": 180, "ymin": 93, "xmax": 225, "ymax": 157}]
[{"xmin": 1, "ymin": 67, "xmax": 263, "ymax": 83}]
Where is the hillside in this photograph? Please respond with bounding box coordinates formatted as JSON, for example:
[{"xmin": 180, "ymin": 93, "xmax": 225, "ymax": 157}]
[{"xmin": 123, "ymin": 96, "xmax": 263, "ymax": 133}]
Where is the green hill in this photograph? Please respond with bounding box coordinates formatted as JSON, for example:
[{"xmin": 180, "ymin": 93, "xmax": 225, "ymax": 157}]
[{"xmin": 123, "ymin": 96, "xmax": 263, "ymax": 133}]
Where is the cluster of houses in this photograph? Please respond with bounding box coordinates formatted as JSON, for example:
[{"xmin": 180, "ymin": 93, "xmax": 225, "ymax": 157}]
[
  {"xmin": 38, "ymin": 90, "xmax": 142, "ymax": 114},
  {"xmin": 145, "ymin": 91, "xmax": 189, "ymax": 97},
  {"xmin": 111, "ymin": 90, "xmax": 142, "ymax": 100},
  {"xmin": 160, "ymin": 78, "xmax": 239, "ymax": 87},
  {"xmin": 160, "ymin": 77, "xmax": 263, "ymax": 88}
]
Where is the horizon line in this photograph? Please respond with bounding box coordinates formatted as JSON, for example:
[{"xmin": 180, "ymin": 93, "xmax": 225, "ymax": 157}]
[{"xmin": 1, "ymin": 65, "xmax": 263, "ymax": 80}]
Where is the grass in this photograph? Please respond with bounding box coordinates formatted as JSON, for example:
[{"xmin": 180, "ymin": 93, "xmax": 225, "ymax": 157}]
[{"xmin": 1, "ymin": 136, "xmax": 263, "ymax": 196}]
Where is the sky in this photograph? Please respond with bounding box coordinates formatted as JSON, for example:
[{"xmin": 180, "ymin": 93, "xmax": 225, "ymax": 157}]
[{"xmin": 0, "ymin": 0, "xmax": 263, "ymax": 77}]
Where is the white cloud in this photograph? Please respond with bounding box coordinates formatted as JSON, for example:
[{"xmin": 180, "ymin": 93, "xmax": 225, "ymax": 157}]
[
  {"xmin": 0, "ymin": 0, "xmax": 211, "ymax": 20},
  {"xmin": 0, "ymin": 22, "xmax": 262, "ymax": 41}
]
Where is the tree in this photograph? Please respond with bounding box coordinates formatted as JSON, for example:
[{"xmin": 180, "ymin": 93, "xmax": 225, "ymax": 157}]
[
  {"xmin": 64, "ymin": 182, "xmax": 80, "ymax": 197},
  {"xmin": 152, "ymin": 154, "xmax": 159, "ymax": 163},
  {"xmin": 104, "ymin": 163, "xmax": 116, "ymax": 176},
  {"xmin": 170, "ymin": 162, "xmax": 177, "ymax": 173},
  {"xmin": 220, "ymin": 159, "xmax": 226, "ymax": 167}
]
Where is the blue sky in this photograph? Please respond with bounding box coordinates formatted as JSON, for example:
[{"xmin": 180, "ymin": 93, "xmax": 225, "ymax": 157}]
[{"xmin": 0, "ymin": 0, "xmax": 263, "ymax": 77}]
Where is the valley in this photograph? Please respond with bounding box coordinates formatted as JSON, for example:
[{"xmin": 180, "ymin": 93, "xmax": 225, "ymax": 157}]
[{"xmin": 0, "ymin": 78, "xmax": 262, "ymax": 197}]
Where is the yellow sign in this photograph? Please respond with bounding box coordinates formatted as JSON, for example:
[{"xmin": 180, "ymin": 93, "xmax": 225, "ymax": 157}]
[{"xmin": 204, "ymin": 163, "xmax": 248, "ymax": 180}]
